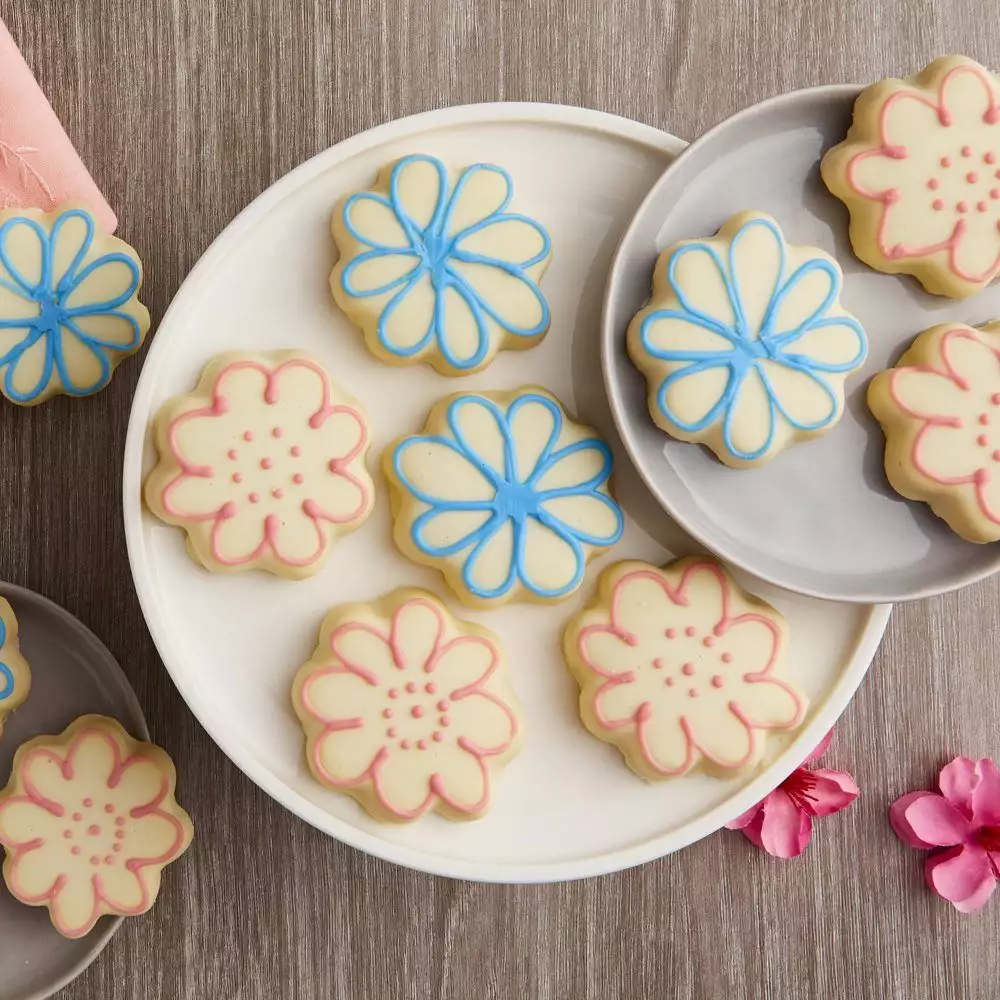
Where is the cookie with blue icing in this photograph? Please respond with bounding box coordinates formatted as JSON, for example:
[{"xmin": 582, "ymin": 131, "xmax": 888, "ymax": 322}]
[
  {"xmin": 331, "ymin": 154, "xmax": 552, "ymax": 376},
  {"xmin": 0, "ymin": 205, "xmax": 149, "ymax": 405},
  {"xmin": 384, "ymin": 387, "xmax": 624, "ymax": 608},
  {"xmin": 626, "ymin": 211, "xmax": 868, "ymax": 468},
  {"xmin": 0, "ymin": 598, "xmax": 30, "ymax": 738}
]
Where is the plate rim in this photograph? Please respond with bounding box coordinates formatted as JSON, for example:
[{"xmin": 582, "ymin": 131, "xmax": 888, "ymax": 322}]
[
  {"xmin": 0, "ymin": 582, "xmax": 149, "ymax": 1000},
  {"xmin": 601, "ymin": 82, "xmax": 1000, "ymax": 604},
  {"xmin": 123, "ymin": 100, "xmax": 890, "ymax": 882}
]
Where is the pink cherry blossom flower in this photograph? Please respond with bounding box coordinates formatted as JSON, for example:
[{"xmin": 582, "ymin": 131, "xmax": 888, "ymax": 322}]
[
  {"xmin": 726, "ymin": 730, "xmax": 859, "ymax": 858},
  {"xmin": 890, "ymin": 756, "xmax": 1000, "ymax": 912}
]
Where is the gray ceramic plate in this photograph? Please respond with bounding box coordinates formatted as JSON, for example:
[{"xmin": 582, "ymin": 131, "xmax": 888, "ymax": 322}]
[
  {"xmin": 602, "ymin": 83, "xmax": 1000, "ymax": 603},
  {"xmin": 0, "ymin": 584, "xmax": 147, "ymax": 1000}
]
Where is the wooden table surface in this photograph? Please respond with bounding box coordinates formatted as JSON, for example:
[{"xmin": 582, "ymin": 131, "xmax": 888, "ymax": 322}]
[{"xmin": 2, "ymin": 1, "xmax": 998, "ymax": 997}]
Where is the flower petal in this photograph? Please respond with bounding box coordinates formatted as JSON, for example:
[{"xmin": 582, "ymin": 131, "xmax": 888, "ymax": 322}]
[
  {"xmin": 455, "ymin": 216, "xmax": 548, "ymax": 266},
  {"xmin": 688, "ymin": 707, "xmax": 754, "ymax": 767},
  {"xmin": 210, "ymin": 505, "xmax": 268, "ymax": 564},
  {"xmin": 913, "ymin": 425, "xmax": 982, "ymax": 482},
  {"xmin": 430, "ymin": 745, "xmax": 489, "ymax": 813},
  {"xmin": 437, "ymin": 283, "xmax": 487, "ymax": 367},
  {"xmin": 942, "ymin": 332, "xmax": 1000, "ymax": 396},
  {"xmin": 731, "ymin": 676, "xmax": 803, "ymax": 729},
  {"xmin": 308, "ymin": 471, "xmax": 367, "ymax": 525},
  {"xmin": 579, "ymin": 628, "xmax": 635, "ymax": 680},
  {"xmin": 507, "ymin": 394, "xmax": 559, "ymax": 482},
  {"xmin": 392, "ymin": 155, "xmax": 446, "ymax": 232},
  {"xmin": 539, "ymin": 493, "xmax": 622, "ymax": 546},
  {"xmin": 658, "ymin": 363, "xmax": 732, "ymax": 431},
  {"xmin": 303, "ymin": 668, "xmax": 385, "ymax": 724},
  {"xmin": 50, "ymin": 873, "xmax": 102, "ymax": 937},
  {"xmin": 667, "ymin": 243, "xmax": 736, "ymax": 330},
  {"xmin": 447, "ymin": 396, "xmax": 508, "ymax": 477},
  {"xmin": 393, "ymin": 437, "xmax": 495, "ymax": 505},
  {"xmin": 805, "ymin": 768, "xmax": 859, "ymax": 816},
  {"xmin": 769, "ymin": 258, "xmax": 839, "ymax": 338},
  {"xmin": 5, "ymin": 337, "xmax": 50, "ymax": 401},
  {"xmin": 448, "ymin": 692, "xmax": 515, "ymax": 754},
  {"xmin": 890, "ymin": 791, "xmax": 946, "ymax": 849},
  {"xmin": 64, "ymin": 255, "xmax": 139, "ymax": 315},
  {"xmin": 641, "ymin": 312, "xmax": 737, "ymax": 359},
  {"xmin": 48, "ymin": 209, "xmax": 94, "ymax": 288},
  {"xmin": 758, "ymin": 789, "xmax": 813, "ymax": 859},
  {"xmin": 127, "ymin": 811, "xmax": 184, "ymax": 861},
  {"xmin": 803, "ymin": 729, "xmax": 834, "ymax": 764},
  {"xmin": 448, "ymin": 259, "xmax": 547, "ymax": 336},
  {"xmin": 96, "ymin": 865, "xmax": 147, "ymax": 912},
  {"xmin": 760, "ymin": 361, "xmax": 837, "ymax": 430},
  {"xmin": 518, "ymin": 517, "xmax": 583, "ymax": 596},
  {"xmin": 889, "ymin": 367, "xmax": 968, "ymax": 422},
  {"xmin": 777, "ymin": 319, "xmax": 866, "ymax": 373},
  {"xmin": 726, "ymin": 801, "xmax": 764, "ymax": 830},
  {"xmin": 972, "ymin": 758, "xmax": 1000, "ymax": 826},
  {"xmin": 56, "ymin": 331, "xmax": 108, "ymax": 394},
  {"xmin": 111, "ymin": 758, "xmax": 170, "ymax": 812},
  {"xmin": 729, "ymin": 216, "xmax": 784, "ymax": 338},
  {"xmin": 925, "ymin": 844, "xmax": 996, "ymax": 911},
  {"xmin": 372, "ymin": 746, "xmax": 434, "ymax": 815},
  {"xmin": 412, "ymin": 507, "xmax": 493, "ymax": 557},
  {"xmin": 329, "ymin": 626, "xmax": 397, "ymax": 687},
  {"xmin": 942, "ymin": 64, "xmax": 1000, "ymax": 130},
  {"xmin": 594, "ymin": 677, "xmax": 645, "ymax": 725},
  {"xmin": 379, "ymin": 271, "xmax": 436, "ymax": 354},
  {"xmin": 532, "ymin": 439, "xmax": 612, "ymax": 495},
  {"xmin": 6, "ymin": 840, "xmax": 64, "ymax": 897},
  {"xmin": 0, "ymin": 798, "xmax": 63, "ymax": 846},
  {"xmin": 446, "ymin": 164, "xmax": 512, "ymax": 234},
  {"xmin": 897, "ymin": 790, "xmax": 972, "ymax": 847},
  {"xmin": 69, "ymin": 312, "xmax": 141, "ymax": 351},
  {"xmin": 723, "ymin": 368, "xmax": 774, "ymax": 460},
  {"xmin": 68, "ymin": 732, "xmax": 119, "ymax": 789},
  {"xmin": 430, "ymin": 636, "xmax": 498, "ymax": 694},
  {"xmin": 341, "ymin": 250, "xmax": 420, "ymax": 296},
  {"xmin": 463, "ymin": 518, "xmax": 516, "ymax": 597},
  {"xmin": 161, "ymin": 474, "xmax": 231, "ymax": 519},
  {"xmin": 391, "ymin": 599, "xmax": 443, "ymax": 673},
  {"xmin": 270, "ymin": 510, "xmax": 325, "ymax": 565},
  {"xmin": 313, "ymin": 723, "xmax": 384, "ymax": 785},
  {"xmin": 951, "ymin": 212, "xmax": 1000, "ymax": 283},
  {"xmin": 880, "ymin": 91, "xmax": 943, "ymax": 149},
  {"xmin": 342, "ymin": 193, "xmax": 410, "ymax": 250},
  {"xmin": 0, "ymin": 216, "xmax": 44, "ymax": 291},
  {"xmin": 637, "ymin": 709, "xmax": 693, "ymax": 773}
]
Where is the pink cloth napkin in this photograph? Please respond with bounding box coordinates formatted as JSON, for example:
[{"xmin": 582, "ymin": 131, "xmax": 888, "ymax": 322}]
[{"xmin": 0, "ymin": 18, "xmax": 115, "ymax": 230}]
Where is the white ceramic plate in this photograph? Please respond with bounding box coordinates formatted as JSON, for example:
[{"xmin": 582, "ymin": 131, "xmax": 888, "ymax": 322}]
[
  {"xmin": 603, "ymin": 85, "xmax": 1000, "ymax": 603},
  {"xmin": 124, "ymin": 103, "xmax": 889, "ymax": 882}
]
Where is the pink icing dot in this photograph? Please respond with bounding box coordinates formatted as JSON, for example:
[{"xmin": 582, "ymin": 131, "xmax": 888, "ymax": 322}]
[
  {"xmin": 932, "ymin": 199, "xmax": 944, "ymax": 210},
  {"xmin": 405, "ymin": 682, "xmax": 418, "ymax": 693},
  {"xmin": 665, "ymin": 676, "xmax": 675, "ymax": 687},
  {"xmin": 979, "ymin": 201, "xmax": 990, "ymax": 212},
  {"xmin": 425, "ymin": 682, "xmax": 437, "ymax": 694},
  {"xmin": 713, "ymin": 624, "xmax": 725, "ymax": 637},
  {"xmin": 967, "ymin": 171, "xmax": 979, "ymax": 183},
  {"xmin": 439, "ymin": 715, "xmax": 451, "ymax": 727},
  {"xmin": 721, "ymin": 652, "xmax": 733, "ymax": 663},
  {"xmin": 987, "ymin": 152, "xmax": 997, "ymax": 164},
  {"xmin": 681, "ymin": 662, "xmax": 695, "ymax": 676},
  {"xmin": 962, "ymin": 145, "xmax": 973, "ymax": 157},
  {"xmin": 386, "ymin": 727, "xmax": 396, "ymax": 737},
  {"xmin": 711, "ymin": 675, "xmax": 725, "ymax": 688},
  {"xmin": 248, "ymin": 492, "xmax": 260, "ymax": 504},
  {"xmin": 927, "ymin": 177, "xmax": 940, "ymax": 190},
  {"xmin": 260, "ymin": 457, "xmax": 273, "ymax": 470},
  {"xmin": 417, "ymin": 740, "xmax": 428, "ymax": 750},
  {"xmin": 653, "ymin": 658, "xmax": 665, "ymax": 670},
  {"xmin": 436, "ymin": 699, "xmax": 450, "ymax": 711},
  {"xmin": 664, "ymin": 628, "xmax": 676, "ymax": 639},
  {"xmin": 291, "ymin": 445, "xmax": 302, "ymax": 457},
  {"xmin": 979, "ymin": 435, "xmax": 989, "ymax": 446},
  {"xmin": 87, "ymin": 825, "xmax": 100, "ymax": 836},
  {"xmin": 292, "ymin": 473, "xmax": 304, "ymax": 485},
  {"xmin": 941, "ymin": 156, "xmax": 952, "ymax": 167},
  {"xmin": 400, "ymin": 739, "xmax": 411, "ymax": 750},
  {"xmin": 993, "ymin": 189, "xmax": 1000, "ymax": 200},
  {"xmin": 993, "ymin": 450, "xmax": 1000, "ymax": 462},
  {"xmin": 382, "ymin": 708, "xmax": 393, "ymax": 719},
  {"xmin": 90, "ymin": 856, "xmax": 100, "ymax": 866},
  {"xmin": 115, "ymin": 816, "xmax": 126, "ymax": 827},
  {"xmin": 411, "ymin": 706, "xmax": 425, "ymax": 719},
  {"xmin": 272, "ymin": 427, "xmax": 283, "ymax": 438},
  {"xmin": 113, "ymin": 843, "xmax": 122, "ymax": 853},
  {"xmin": 72, "ymin": 813, "xmax": 82, "ymax": 822},
  {"xmin": 232, "ymin": 472, "xmax": 243, "ymax": 484},
  {"xmin": 63, "ymin": 830, "xmax": 73, "ymax": 839},
  {"xmin": 432, "ymin": 731, "xmax": 444, "ymax": 742},
  {"xmin": 83, "ymin": 798, "xmax": 93, "ymax": 808},
  {"xmin": 993, "ymin": 393, "xmax": 1000, "ymax": 405},
  {"xmin": 104, "ymin": 856, "xmax": 115, "ymax": 865},
  {"xmin": 957, "ymin": 201, "xmax": 969, "ymax": 213},
  {"xmin": 243, "ymin": 431, "xmax": 254, "ymax": 442},
  {"xmin": 71, "ymin": 846, "xmax": 81, "ymax": 856},
  {"xmin": 388, "ymin": 688, "xmax": 399, "ymax": 699},
  {"xmin": 272, "ymin": 488, "xmax": 284, "ymax": 499},
  {"xmin": 702, "ymin": 636, "xmax": 715, "ymax": 648},
  {"xmin": 227, "ymin": 449, "xmax": 238, "ymax": 460},
  {"xmin": 688, "ymin": 688, "xmax": 699, "ymax": 698},
  {"xmin": 980, "ymin": 413, "xmax": 990, "ymax": 425},
  {"xmin": 684, "ymin": 626, "xmax": 696, "ymax": 637}
]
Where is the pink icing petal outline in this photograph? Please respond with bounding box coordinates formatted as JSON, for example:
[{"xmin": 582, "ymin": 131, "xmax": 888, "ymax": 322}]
[
  {"xmin": 887, "ymin": 328, "xmax": 1000, "ymax": 526},
  {"xmin": 159, "ymin": 358, "xmax": 371, "ymax": 570},
  {"xmin": 578, "ymin": 562, "xmax": 805, "ymax": 777},
  {"xmin": 0, "ymin": 727, "xmax": 188, "ymax": 939},
  {"xmin": 847, "ymin": 63, "xmax": 1000, "ymax": 283},
  {"xmin": 299, "ymin": 597, "xmax": 517, "ymax": 820}
]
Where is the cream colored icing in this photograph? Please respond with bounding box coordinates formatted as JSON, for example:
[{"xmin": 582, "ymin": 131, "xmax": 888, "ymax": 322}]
[{"xmin": 0, "ymin": 597, "xmax": 29, "ymax": 738}]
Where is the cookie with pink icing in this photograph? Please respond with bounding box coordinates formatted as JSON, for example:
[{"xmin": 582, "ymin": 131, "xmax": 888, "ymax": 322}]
[
  {"xmin": 0, "ymin": 597, "xmax": 30, "ymax": 738},
  {"xmin": 292, "ymin": 589, "xmax": 522, "ymax": 822},
  {"xmin": 562, "ymin": 558, "xmax": 807, "ymax": 781},
  {"xmin": 822, "ymin": 56, "xmax": 1000, "ymax": 298},
  {"xmin": 868, "ymin": 321, "xmax": 1000, "ymax": 542},
  {"xmin": 0, "ymin": 715, "xmax": 193, "ymax": 939},
  {"xmin": 145, "ymin": 351, "xmax": 374, "ymax": 579}
]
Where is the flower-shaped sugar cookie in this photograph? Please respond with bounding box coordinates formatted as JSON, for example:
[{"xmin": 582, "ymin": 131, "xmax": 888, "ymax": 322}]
[
  {"xmin": 563, "ymin": 558, "xmax": 807, "ymax": 779},
  {"xmin": 0, "ymin": 205, "xmax": 149, "ymax": 404},
  {"xmin": 627, "ymin": 211, "xmax": 867, "ymax": 467},
  {"xmin": 331, "ymin": 154, "xmax": 551, "ymax": 376},
  {"xmin": 0, "ymin": 715, "xmax": 193, "ymax": 939},
  {"xmin": 145, "ymin": 351, "xmax": 374, "ymax": 578},
  {"xmin": 293, "ymin": 589, "xmax": 522, "ymax": 822},
  {"xmin": 822, "ymin": 56, "xmax": 1000, "ymax": 298},
  {"xmin": 0, "ymin": 598, "xmax": 30, "ymax": 738},
  {"xmin": 384, "ymin": 387, "xmax": 624, "ymax": 608},
  {"xmin": 868, "ymin": 321, "xmax": 1000, "ymax": 542}
]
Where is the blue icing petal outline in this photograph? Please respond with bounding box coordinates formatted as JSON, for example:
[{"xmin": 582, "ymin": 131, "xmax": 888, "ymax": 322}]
[
  {"xmin": 0, "ymin": 207, "xmax": 143, "ymax": 402},
  {"xmin": 339, "ymin": 154, "xmax": 551, "ymax": 371},
  {"xmin": 0, "ymin": 617, "xmax": 12, "ymax": 702},
  {"xmin": 392, "ymin": 391, "xmax": 624, "ymax": 600},
  {"xmin": 639, "ymin": 215, "xmax": 868, "ymax": 461}
]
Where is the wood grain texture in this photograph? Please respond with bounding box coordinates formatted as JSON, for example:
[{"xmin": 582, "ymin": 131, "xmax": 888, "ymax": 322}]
[{"xmin": 0, "ymin": 0, "xmax": 997, "ymax": 997}]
